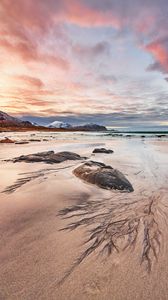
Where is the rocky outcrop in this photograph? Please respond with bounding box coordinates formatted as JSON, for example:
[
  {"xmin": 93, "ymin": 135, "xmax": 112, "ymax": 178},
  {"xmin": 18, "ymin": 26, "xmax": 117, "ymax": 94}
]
[
  {"xmin": 12, "ymin": 151, "xmax": 85, "ymax": 164},
  {"xmin": 73, "ymin": 161, "xmax": 134, "ymax": 192},
  {"xmin": 92, "ymin": 148, "xmax": 114, "ymax": 154},
  {"xmin": 0, "ymin": 137, "xmax": 15, "ymax": 143}
]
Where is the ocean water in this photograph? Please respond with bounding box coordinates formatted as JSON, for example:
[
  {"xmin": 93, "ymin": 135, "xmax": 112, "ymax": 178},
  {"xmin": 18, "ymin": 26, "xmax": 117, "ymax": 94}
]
[{"xmin": 0, "ymin": 129, "xmax": 168, "ymax": 143}]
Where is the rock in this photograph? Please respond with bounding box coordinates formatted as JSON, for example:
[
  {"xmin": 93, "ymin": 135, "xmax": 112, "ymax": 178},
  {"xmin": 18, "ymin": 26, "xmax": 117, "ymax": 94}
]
[
  {"xmin": 0, "ymin": 137, "xmax": 15, "ymax": 143},
  {"xmin": 13, "ymin": 151, "xmax": 85, "ymax": 164},
  {"xmin": 73, "ymin": 161, "xmax": 134, "ymax": 192},
  {"xmin": 29, "ymin": 139, "xmax": 41, "ymax": 142},
  {"xmin": 92, "ymin": 148, "xmax": 114, "ymax": 154},
  {"xmin": 156, "ymin": 135, "xmax": 166, "ymax": 138},
  {"xmin": 15, "ymin": 141, "xmax": 29, "ymax": 144}
]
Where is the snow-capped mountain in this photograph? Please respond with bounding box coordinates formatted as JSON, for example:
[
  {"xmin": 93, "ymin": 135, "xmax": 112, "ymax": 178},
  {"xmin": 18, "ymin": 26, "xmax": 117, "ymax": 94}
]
[{"xmin": 47, "ymin": 121, "xmax": 72, "ymax": 129}]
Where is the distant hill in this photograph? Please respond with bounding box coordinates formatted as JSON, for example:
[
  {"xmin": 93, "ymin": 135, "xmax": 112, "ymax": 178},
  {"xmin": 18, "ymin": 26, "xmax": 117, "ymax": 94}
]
[
  {"xmin": 0, "ymin": 111, "xmax": 34, "ymax": 128},
  {"xmin": 73, "ymin": 123, "xmax": 107, "ymax": 131}
]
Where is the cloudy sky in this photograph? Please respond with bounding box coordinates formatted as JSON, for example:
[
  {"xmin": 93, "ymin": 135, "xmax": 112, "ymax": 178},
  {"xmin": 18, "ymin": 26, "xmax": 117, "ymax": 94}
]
[{"xmin": 0, "ymin": 0, "xmax": 168, "ymax": 127}]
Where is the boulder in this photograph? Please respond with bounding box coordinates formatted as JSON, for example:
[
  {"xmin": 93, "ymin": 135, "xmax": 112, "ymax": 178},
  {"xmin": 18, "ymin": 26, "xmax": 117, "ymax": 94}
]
[
  {"xmin": 13, "ymin": 151, "xmax": 85, "ymax": 164},
  {"xmin": 92, "ymin": 148, "xmax": 114, "ymax": 154},
  {"xmin": 73, "ymin": 161, "xmax": 134, "ymax": 192}
]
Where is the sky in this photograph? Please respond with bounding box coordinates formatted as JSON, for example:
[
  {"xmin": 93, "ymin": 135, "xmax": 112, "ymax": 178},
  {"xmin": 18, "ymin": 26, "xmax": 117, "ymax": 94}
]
[{"xmin": 0, "ymin": 0, "xmax": 168, "ymax": 127}]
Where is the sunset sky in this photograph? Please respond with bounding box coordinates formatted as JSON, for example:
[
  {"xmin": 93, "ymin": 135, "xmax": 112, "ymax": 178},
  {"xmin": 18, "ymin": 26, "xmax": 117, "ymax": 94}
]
[{"xmin": 0, "ymin": 0, "xmax": 168, "ymax": 127}]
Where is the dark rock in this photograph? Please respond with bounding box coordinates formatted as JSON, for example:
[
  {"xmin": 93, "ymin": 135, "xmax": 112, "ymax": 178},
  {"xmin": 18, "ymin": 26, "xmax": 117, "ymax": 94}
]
[
  {"xmin": 13, "ymin": 151, "xmax": 85, "ymax": 164},
  {"xmin": 0, "ymin": 137, "xmax": 15, "ymax": 143},
  {"xmin": 73, "ymin": 161, "xmax": 134, "ymax": 192},
  {"xmin": 29, "ymin": 139, "xmax": 41, "ymax": 142},
  {"xmin": 110, "ymin": 133, "xmax": 123, "ymax": 137},
  {"xmin": 156, "ymin": 135, "xmax": 166, "ymax": 138},
  {"xmin": 92, "ymin": 148, "xmax": 114, "ymax": 154},
  {"xmin": 15, "ymin": 141, "xmax": 29, "ymax": 144}
]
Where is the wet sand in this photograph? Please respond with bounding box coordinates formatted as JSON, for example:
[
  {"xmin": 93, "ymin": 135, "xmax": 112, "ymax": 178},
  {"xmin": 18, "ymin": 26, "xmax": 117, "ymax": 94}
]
[{"xmin": 0, "ymin": 136, "xmax": 168, "ymax": 300}]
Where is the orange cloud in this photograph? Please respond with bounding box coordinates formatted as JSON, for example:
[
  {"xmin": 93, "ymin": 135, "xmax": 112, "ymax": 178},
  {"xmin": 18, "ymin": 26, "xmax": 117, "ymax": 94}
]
[
  {"xmin": 14, "ymin": 75, "xmax": 45, "ymax": 89},
  {"xmin": 0, "ymin": 38, "xmax": 69, "ymax": 69}
]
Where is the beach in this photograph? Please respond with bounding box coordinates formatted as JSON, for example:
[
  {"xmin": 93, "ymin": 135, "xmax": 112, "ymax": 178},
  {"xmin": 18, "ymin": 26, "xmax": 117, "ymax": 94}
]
[{"xmin": 0, "ymin": 132, "xmax": 168, "ymax": 300}]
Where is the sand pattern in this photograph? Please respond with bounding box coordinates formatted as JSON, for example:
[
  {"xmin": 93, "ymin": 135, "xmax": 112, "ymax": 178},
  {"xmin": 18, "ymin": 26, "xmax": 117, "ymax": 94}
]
[
  {"xmin": 1, "ymin": 140, "xmax": 168, "ymax": 291},
  {"xmin": 58, "ymin": 189, "xmax": 164, "ymax": 284},
  {"xmin": 2, "ymin": 164, "xmax": 77, "ymax": 194}
]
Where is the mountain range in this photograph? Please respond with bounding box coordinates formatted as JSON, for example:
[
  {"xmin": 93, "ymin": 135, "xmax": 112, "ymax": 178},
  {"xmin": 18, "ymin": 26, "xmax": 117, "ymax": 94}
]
[{"xmin": 0, "ymin": 111, "xmax": 107, "ymax": 132}]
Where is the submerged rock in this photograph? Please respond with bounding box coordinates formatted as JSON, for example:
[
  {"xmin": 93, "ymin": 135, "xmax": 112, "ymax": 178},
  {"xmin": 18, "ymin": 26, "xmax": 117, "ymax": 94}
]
[
  {"xmin": 73, "ymin": 161, "xmax": 134, "ymax": 192},
  {"xmin": 13, "ymin": 151, "xmax": 85, "ymax": 164},
  {"xmin": 92, "ymin": 148, "xmax": 114, "ymax": 154}
]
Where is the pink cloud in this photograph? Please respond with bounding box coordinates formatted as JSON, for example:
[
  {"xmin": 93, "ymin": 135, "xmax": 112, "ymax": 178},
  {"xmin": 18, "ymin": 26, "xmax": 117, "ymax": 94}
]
[
  {"xmin": 65, "ymin": 1, "xmax": 121, "ymax": 28},
  {"xmin": 1, "ymin": 0, "xmax": 166, "ymax": 74},
  {"xmin": 145, "ymin": 38, "xmax": 168, "ymax": 73},
  {"xmin": 0, "ymin": 0, "xmax": 69, "ymax": 68},
  {"xmin": 14, "ymin": 75, "xmax": 45, "ymax": 89},
  {"xmin": 0, "ymin": 37, "xmax": 69, "ymax": 68}
]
